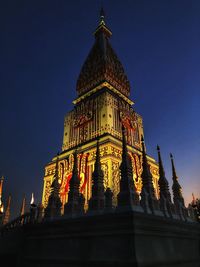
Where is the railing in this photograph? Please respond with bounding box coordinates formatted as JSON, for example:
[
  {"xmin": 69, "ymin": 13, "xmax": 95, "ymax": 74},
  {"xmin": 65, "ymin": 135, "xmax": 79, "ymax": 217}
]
[
  {"xmin": 0, "ymin": 199, "xmax": 198, "ymax": 238},
  {"xmin": 0, "ymin": 205, "xmax": 38, "ymax": 236}
]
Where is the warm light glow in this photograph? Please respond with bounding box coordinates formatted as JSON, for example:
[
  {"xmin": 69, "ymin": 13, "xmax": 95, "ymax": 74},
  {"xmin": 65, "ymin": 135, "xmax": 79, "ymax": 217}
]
[
  {"xmin": 30, "ymin": 193, "xmax": 34, "ymax": 205},
  {"xmin": 0, "ymin": 205, "xmax": 3, "ymax": 214},
  {"xmin": 80, "ymin": 172, "xmax": 85, "ymax": 188}
]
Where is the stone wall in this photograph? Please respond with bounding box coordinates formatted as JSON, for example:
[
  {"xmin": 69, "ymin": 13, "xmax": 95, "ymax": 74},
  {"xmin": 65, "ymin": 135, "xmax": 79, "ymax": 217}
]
[{"xmin": 0, "ymin": 210, "xmax": 199, "ymax": 267}]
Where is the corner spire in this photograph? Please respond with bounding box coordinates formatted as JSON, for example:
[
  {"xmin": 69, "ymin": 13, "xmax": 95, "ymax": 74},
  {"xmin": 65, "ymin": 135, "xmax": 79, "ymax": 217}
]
[
  {"xmin": 157, "ymin": 145, "xmax": 165, "ymax": 177},
  {"xmin": 51, "ymin": 156, "xmax": 61, "ymax": 199},
  {"xmin": 141, "ymin": 136, "xmax": 155, "ymax": 198},
  {"xmin": 157, "ymin": 146, "xmax": 173, "ymax": 217},
  {"xmin": 44, "ymin": 155, "xmax": 62, "ymax": 219},
  {"xmin": 170, "ymin": 153, "xmax": 185, "ymax": 206},
  {"xmin": 64, "ymin": 150, "xmax": 83, "ymax": 215},
  {"xmin": 2, "ymin": 194, "xmax": 11, "ymax": 225},
  {"xmin": 140, "ymin": 136, "xmax": 161, "ymax": 215},
  {"xmin": 170, "ymin": 153, "xmax": 177, "ymax": 179},
  {"xmin": 157, "ymin": 146, "xmax": 171, "ymax": 202},
  {"xmin": 20, "ymin": 195, "xmax": 26, "ymax": 216},
  {"xmin": 88, "ymin": 139, "xmax": 105, "ymax": 212},
  {"xmin": 117, "ymin": 125, "xmax": 139, "ymax": 209}
]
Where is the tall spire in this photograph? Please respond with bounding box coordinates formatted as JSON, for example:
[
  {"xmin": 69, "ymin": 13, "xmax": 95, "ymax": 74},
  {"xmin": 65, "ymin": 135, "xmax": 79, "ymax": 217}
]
[
  {"xmin": 157, "ymin": 146, "xmax": 173, "ymax": 218},
  {"xmin": 140, "ymin": 136, "xmax": 160, "ymax": 214},
  {"xmin": 44, "ymin": 155, "xmax": 62, "ymax": 219},
  {"xmin": 3, "ymin": 194, "xmax": 11, "ymax": 225},
  {"xmin": 99, "ymin": 7, "xmax": 106, "ymax": 26},
  {"xmin": 88, "ymin": 139, "xmax": 105, "ymax": 212},
  {"xmin": 157, "ymin": 146, "xmax": 171, "ymax": 202},
  {"xmin": 94, "ymin": 7, "xmax": 111, "ymax": 38},
  {"xmin": 64, "ymin": 150, "xmax": 82, "ymax": 215},
  {"xmin": 170, "ymin": 153, "xmax": 185, "ymax": 206},
  {"xmin": 141, "ymin": 136, "xmax": 156, "ymax": 198},
  {"xmin": 76, "ymin": 10, "xmax": 130, "ymax": 98},
  {"xmin": 20, "ymin": 195, "xmax": 26, "ymax": 216},
  {"xmin": 117, "ymin": 125, "xmax": 139, "ymax": 209}
]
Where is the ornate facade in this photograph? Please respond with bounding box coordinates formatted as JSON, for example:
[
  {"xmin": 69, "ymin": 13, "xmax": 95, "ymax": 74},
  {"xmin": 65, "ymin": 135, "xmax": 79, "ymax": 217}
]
[{"xmin": 42, "ymin": 12, "xmax": 159, "ymax": 210}]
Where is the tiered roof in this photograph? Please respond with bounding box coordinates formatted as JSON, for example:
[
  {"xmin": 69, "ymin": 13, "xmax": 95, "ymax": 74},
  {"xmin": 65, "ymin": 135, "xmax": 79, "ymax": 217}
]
[{"xmin": 76, "ymin": 10, "xmax": 130, "ymax": 98}]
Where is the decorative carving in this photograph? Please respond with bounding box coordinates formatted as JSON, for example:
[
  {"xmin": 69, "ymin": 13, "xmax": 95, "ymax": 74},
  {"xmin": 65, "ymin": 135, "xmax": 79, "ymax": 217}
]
[
  {"xmin": 111, "ymin": 161, "xmax": 120, "ymax": 205},
  {"xmin": 102, "ymin": 162, "xmax": 109, "ymax": 188},
  {"xmin": 76, "ymin": 31, "xmax": 130, "ymax": 97},
  {"xmin": 111, "ymin": 147, "xmax": 122, "ymax": 159},
  {"xmin": 73, "ymin": 111, "xmax": 93, "ymax": 127},
  {"xmin": 44, "ymin": 180, "xmax": 52, "ymax": 207}
]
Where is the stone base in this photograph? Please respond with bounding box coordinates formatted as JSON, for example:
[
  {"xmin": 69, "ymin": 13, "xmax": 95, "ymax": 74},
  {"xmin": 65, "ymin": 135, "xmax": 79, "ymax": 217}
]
[{"xmin": 0, "ymin": 211, "xmax": 199, "ymax": 267}]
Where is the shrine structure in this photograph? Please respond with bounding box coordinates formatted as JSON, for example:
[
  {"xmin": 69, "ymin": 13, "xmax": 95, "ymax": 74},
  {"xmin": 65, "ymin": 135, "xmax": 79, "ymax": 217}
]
[
  {"xmin": 42, "ymin": 10, "xmax": 159, "ymax": 210},
  {"xmin": 0, "ymin": 10, "xmax": 199, "ymax": 267}
]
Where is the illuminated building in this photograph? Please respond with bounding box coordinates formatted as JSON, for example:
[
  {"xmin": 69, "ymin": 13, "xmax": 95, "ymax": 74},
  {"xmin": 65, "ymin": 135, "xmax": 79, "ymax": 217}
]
[
  {"xmin": 0, "ymin": 10, "xmax": 199, "ymax": 267},
  {"xmin": 42, "ymin": 10, "xmax": 160, "ymax": 210}
]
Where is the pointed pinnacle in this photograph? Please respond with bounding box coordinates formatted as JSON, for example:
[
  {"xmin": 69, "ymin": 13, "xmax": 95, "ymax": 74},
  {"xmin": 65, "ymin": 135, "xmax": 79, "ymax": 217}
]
[
  {"xmin": 100, "ymin": 7, "xmax": 105, "ymax": 18},
  {"xmin": 157, "ymin": 145, "xmax": 165, "ymax": 176},
  {"xmin": 54, "ymin": 156, "xmax": 59, "ymax": 179},
  {"xmin": 20, "ymin": 195, "xmax": 26, "ymax": 216},
  {"xmin": 99, "ymin": 7, "xmax": 106, "ymax": 26},
  {"xmin": 95, "ymin": 139, "xmax": 101, "ymax": 165},
  {"xmin": 122, "ymin": 125, "xmax": 131, "ymax": 166},
  {"xmin": 141, "ymin": 136, "xmax": 147, "ymax": 167},
  {"xmin": 73, "ymin": 150, "xmax": 78, "ymax": 171},
  {"xmin": 141, "ymin": 135, "xmax": 147, "ymax": 162},
  {"xmin": 141, "ymin": 135, "xmax": 146, "ymax": 153},
  {"xmin": 93, "ymin": 139, "xmax": 104, "ymax": 178},
  {"xmin": 71, "ymin": 150, "xmax": 79, "ymax": 185},
  {"xmin": 170, "ymin": 153, "xmax": 177, "ymax": 179},
  {"xmin": 122, "ymin": 124, "xmax": 127, "ymax": 151},
  {"xmin": 141, "ymin": 135, "xmax": 151, "ymax": 177},
  {"xmin": 5, "ymin": 195, "xmax": 11, "ymax": 213}
]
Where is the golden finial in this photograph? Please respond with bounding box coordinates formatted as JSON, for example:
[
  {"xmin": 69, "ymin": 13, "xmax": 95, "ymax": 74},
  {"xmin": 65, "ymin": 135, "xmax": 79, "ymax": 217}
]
[{"xmin": 99, "ymin": 7, "xmax": 106, "ymax": 26}]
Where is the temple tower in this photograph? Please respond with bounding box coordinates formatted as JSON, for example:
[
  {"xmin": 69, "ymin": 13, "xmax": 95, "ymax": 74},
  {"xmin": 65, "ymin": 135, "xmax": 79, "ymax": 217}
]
[{"xmin": 42, "ymin": 11, "xmax": 159, "ymax": 210}]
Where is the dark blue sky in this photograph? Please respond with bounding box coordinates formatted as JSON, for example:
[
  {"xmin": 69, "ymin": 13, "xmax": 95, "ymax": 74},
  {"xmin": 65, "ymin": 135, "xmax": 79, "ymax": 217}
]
[{"xmin": 0, "ymin": 0, "xmax": 200, "ymax": 217}]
